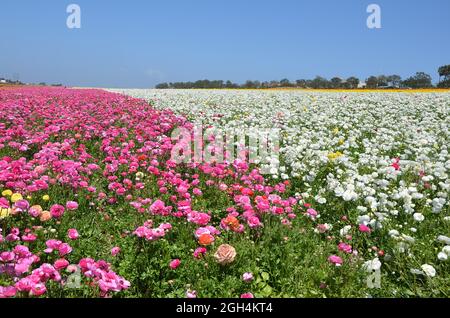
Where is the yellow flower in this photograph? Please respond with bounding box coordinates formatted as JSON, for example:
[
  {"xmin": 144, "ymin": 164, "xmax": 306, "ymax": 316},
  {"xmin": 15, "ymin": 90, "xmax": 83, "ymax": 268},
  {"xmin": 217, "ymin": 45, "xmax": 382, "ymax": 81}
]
[
  {"xmin": 338, "ymin": 138, "xmax": 345, "ymax": 145},
  {"xmin": 332, "ymin": 127, "xmax": 340, "ymax": 135},
  {"xmin": 11, "ymin": 193, "xmax": 23, "ymax": 203},
  {"xmin": 27, "ymin": 195, "xmax": 32, "ymax": 200},
  {"xmin": 42, "ymin": 195, "xmax": 50, "ymax": 202},
  {"xmin": 327, "ymin": 151, "xmax": 343, "ymax": 161},
  {"xmin": 0, "ymin": 208, "xmax": 11, "ymax": 219},
  {"xmin": 2, "ymin": 189, "xmax": 13, "ymax": 197}
]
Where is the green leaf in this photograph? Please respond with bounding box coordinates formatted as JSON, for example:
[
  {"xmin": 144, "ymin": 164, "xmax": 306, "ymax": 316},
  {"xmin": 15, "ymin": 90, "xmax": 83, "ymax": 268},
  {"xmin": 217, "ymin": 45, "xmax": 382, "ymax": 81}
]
[{"xmin": 262, "ymin": 285, "xmax": 273, "ymax": 295}]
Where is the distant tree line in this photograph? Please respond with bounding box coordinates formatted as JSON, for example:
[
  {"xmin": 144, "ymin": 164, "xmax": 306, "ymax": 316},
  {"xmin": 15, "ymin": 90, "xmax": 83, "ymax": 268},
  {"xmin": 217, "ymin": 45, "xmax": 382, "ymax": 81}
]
[
  {"xmin": 155, "ymin": 65, "xmax": 450, "ymax": 89},
  {"xmin": 0, "ymin": 77, "xmax": 64, "ymax": 87}
]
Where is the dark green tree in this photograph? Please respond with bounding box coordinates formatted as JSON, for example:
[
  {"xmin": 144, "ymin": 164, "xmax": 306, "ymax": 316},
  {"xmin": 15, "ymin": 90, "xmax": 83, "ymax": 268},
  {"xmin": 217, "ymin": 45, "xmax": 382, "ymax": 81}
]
[
  {"xmin": 295, "ymin": 79, "xmax": 308, "ymax": 88},
  {"xmin": 387, "ymin": 75, "xmax": 402, "ymax": 87},
  {"xmin": 310, "ymin": 76, "xmax": 329, "ymax": 89},
  {"xmin": 366, "ymin": 76, "xmax": 378, "ymax": 88},
  {"xmin": 155, "ymin": 82, "xmax": 170, "ymax": 89},
  {"xmin": 346, "ymin": 77, "xmax": 360, "ymax": 89},
  {"xmin": 280, "ymin": 79, "xmax": 291, "ymax": 87},
  {"xmin": 438, "ymin": 65, "xmax": 450, "ymax": 88},
  {"xmin": 402, "ymin": 72, "xmax": 433, "ymax": 88},
  {"xmin": 330, "ymin": 77, "xmax": 343, "ymax": 89},
  {"xmin": 377, "ymin": 75, "xmax": 389, "ymax": 87}
]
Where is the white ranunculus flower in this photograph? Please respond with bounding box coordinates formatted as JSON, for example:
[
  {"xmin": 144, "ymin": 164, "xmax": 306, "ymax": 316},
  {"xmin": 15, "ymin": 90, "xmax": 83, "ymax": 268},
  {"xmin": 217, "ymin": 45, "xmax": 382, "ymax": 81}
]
[
  {"xmin": 342, "ymin": 189, "xmax": 357, "ymax": 201},
  {"xmin": 316, "ymin": 197, "xmax": 326, "ymax": 204},
  {"xmin": 357, "ymin": 206, "xmax": 368, "ymax": 213},
  {"xmin": 442, "ymin": 246, "xmax": 450, "ymax": 256},
  {"xmin": 437, "ymin": 236, "xmax": 450, "ymax": 245},
  {"xmin": 340, "ymin": 225, "xmax": 352, "ymax": 236},
  {"xmin": 437, "ymin": 252, "xmax": 448, "ymax": 261},
  {"xmin": 413, "ymin": 213, "xmax": 424, "ymax": 222},
  {"xmin": 357, "ymin": 215, "xmax": 370, "ymax": 225},
  {"xmin": 363, "ymin": 258, "xmax": 382, "ymax": 272},
  {"xmin": 421, "ymin": 264, "xmax": 436, "ymax": 277},
  {"xmin": 388, "ymin": 230, "xmax": 400, "ymax": 237}
]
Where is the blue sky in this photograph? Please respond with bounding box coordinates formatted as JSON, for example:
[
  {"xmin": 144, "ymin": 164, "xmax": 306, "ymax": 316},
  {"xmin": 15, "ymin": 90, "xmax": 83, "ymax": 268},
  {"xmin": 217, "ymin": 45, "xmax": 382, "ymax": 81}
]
[{"xmin": 1, "ymin": 0, "xmax": 449, "ymax": 88}]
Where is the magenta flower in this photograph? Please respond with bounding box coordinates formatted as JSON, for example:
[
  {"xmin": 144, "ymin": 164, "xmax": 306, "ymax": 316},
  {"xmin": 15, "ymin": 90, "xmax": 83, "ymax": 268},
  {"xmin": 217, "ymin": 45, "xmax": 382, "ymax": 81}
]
[
  {"xmin": 169, "ymin": 259, "xmax": 181, "ymax": 270},
  {"xmin": 111, "ymin": 247, "xmax": 120, "ymax": 256},
  {"xmin": 328, "ymin": 255, "xmax": 343, "ymax": 267},
  {"xmin": 50, "ymin": 204, "xmax": 65, "ymax": 218},
  {"xmin": 359, "ymin": 224, "xmax": 372, "ymax": 233},
  {"xmin": 0, "ymin": 198, "xmax": 9, "ymax": 208},
  {"xmin": 338, "ymin": 242, "xmax": 352, "ymax": 254},
  {"xmin": 0, "ymin": 286, "xmax": 17, "ymax": 298},
  {"xmin": 58, "ymin": 243, "xmax": 73, "ymax": 256},
  {"xmin": 67, "ymin": 229, "xmax": 79, "ymax": 240},
  {"xmin": 54, "ymin": 259, "xmax": 69, "ymax": 270},
  {"xmin": 193, "ymin": 247, "xmax": 207, "ymax": 259},
  {"xmin": 14, "ymin": 199, "xmax": 30, "ymax": 211}
]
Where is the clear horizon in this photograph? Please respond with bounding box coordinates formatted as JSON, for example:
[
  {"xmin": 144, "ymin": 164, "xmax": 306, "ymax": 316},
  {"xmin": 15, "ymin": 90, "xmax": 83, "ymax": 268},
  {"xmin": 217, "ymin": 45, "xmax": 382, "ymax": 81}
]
[{"xmin": 1, "ymin": 0, "xmax": 449, "ymax": 88}]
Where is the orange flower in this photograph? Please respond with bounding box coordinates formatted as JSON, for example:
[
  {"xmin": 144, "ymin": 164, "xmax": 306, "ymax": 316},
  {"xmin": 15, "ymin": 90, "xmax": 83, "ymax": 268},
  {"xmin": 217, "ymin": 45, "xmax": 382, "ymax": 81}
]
[
  {"xmin": 224, "ymin": 215, "xmax": 240, "ymax": 231},
  {"xmin": 40, "ymin": 210, "xmax": 52, "ymax": 222},
  {"xmin": 198, "ymin": 233, "xmax": 215, "ymax": 246}
]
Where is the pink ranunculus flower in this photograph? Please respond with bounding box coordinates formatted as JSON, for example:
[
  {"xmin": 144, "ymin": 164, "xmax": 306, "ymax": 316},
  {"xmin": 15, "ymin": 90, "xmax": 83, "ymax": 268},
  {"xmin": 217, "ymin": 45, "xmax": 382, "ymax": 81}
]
[
  {"xmin": 67, "ymin": 229, "xmax": 79, "ymax": 240},
  {"xmin": 22, "ymin": 233, "xmax": 37, "ymax": 242},
  {"xmin": 66, "ymin": 201, "xmax": 79, "ymax": 211},
  {"xmin": 240, "ymin": 292, "xmax": 254, "ymax": 298},
  {"xmin": 111, "ymin": 247, "xmax": 120, "ymax": 256},
  {"xmin": 338, "ymin": 242, "xmax": 352, "ymax": 254},
  {"xmin": 0, "ymin": 197, "xmax": 9, "ymax": 208},
  {"xmin": 50, "ymin": 204, "xmax": 65, "ymax": 218},
  {"xmin": 54, "ymin": 259, "xmax": 70, "ymax": 270},
  {"xmin": 58, "ymin": 243, "xmax": 72, "ymax": 256},
  {"xmin": 242, "ymin": 272, "xmax": 254, "ymax": 282},
  {"xmin": 14, "ymin": 199, "xmax": 30, "ymax": 211},
  {"xmin": 150, "ymin": 199, "xmax": 166, "ymax": 214},
  {"xmin": 186, "ymin": 290, "xmax": 197, "ymax": 298},
  {"xmin": 306, "ymin": 208, "xmax": 318, "ymax": 219},
  {"xmin": 193, "ymin": 247, "xmax": 207, "ymax": 259},
  {"xmin": 328, "ymin": 255, "xmax": 343, "ymax": 267},
  {"xmin": 0, "ymin": 286, "xmax": 17, "ymax": 298},
  {"xmin": 169, "ymin": 259, "xmax": 181, "ymax": 270},
  {"xmin": 30, "ymin": 283, "xmax": 47, "ymax": 297},
  {"xmin": 359, "ymin": 224, "xmax": 371, "ymax": 233},
  {"xmin": 67, "ymin": 264, "xmax": 78, "ymax": 273}
]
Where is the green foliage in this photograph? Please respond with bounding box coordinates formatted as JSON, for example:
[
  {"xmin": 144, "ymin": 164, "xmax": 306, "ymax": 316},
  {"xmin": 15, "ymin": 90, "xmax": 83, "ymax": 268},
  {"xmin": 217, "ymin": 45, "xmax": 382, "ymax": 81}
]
[{"xmin": 402, "ymin": 72, "xmax": 433, "ymax": 89}]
